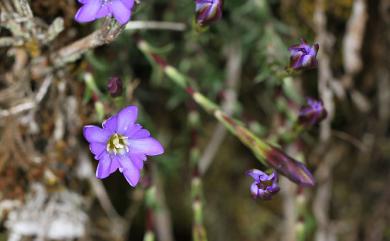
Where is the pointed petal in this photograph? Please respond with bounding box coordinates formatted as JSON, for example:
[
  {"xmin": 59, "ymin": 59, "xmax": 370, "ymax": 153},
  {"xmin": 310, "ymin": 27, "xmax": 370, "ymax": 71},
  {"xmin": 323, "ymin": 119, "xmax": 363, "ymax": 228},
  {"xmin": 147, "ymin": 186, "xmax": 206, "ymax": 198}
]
[
  {"xmin": 121, "ymin": 156, "xmax": 141, "ymax": 186},
  {"xmin": 109, "ymin": 155, "xmax": 121, "ymax": 174},
  {"xmin": 83, "ymin": 125, "xmax": 111, "ymax": 143},
  {"xmin": 117, "ymin": 154, "xmax": 137, "ymax": 171},
  {"xmin": 95, "ymin": 4, "xmax": 110, "ymax": 19},
  {"xmin": 129, "ymin": 153, "xmax": 146, "ymax": 170},
  {"xmin": 128, "ymin": 137, "xmax": 164, "ymax": 156},
  {"xmin": 96, "ymin": 155, "xmax": 113, "ymax": 179},
  {"xmin": 120, "ymin": 0, "xmax": 135, "ymax": 9},
  {"xmin": 123, "ymin": 124, "xmax": 142, "ymax": 137},
  {"xmin": 111, "ymin": 0, "xmax": 131, "ymax": 25},
  {"xmin": 130, "ymin": 129, "xmax": 151, "ymax": 139},
  {"xmin": 246, "ymin": 169, "xmax": 267, "ymax": 181},
  {"xmin": 117, "ymin": 106, "xmax": 138, "ymax": 134},
  {"xmin": 75, "ymin": 0, "xmax": 101, "ymax": 23},
  {"xmin": 123, "ymin": 169, "xmax": 140, "ymax": 187},
  {"xmin": 89, "ymin": 142, "xmax": 106, "ymax": 159},
  {"xmin": 102, "ymin": 115, "xmax": 118, "ymax": 132}
]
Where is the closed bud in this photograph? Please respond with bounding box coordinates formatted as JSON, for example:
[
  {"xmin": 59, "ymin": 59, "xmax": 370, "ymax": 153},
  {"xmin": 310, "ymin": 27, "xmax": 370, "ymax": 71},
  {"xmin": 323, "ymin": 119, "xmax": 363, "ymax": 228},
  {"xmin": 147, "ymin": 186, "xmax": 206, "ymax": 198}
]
[
  {"xmin": 264, "ymin": 146, "xmax": 315, "ymax": 187},
  {"xmin": 195, "ymin": 0, "xmax": 223, "ymax": 27},
  {"xmin": 107, "ymin": 76, "xmax": 123, "ymax": 97},
  {"xmin": 298, "ymin": 98, "xmax": 327, "ymax": 127},
  {"xmin": 288, "ymin": 39, "xmax": 319, "ymax": 70}
]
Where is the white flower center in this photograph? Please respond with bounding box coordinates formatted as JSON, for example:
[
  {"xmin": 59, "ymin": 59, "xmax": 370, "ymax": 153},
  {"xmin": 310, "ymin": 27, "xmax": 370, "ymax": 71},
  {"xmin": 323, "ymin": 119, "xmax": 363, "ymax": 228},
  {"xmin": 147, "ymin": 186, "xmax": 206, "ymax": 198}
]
[{"xmin": 106, "ymin": 133, "xmax": 129, "ymax": 155}]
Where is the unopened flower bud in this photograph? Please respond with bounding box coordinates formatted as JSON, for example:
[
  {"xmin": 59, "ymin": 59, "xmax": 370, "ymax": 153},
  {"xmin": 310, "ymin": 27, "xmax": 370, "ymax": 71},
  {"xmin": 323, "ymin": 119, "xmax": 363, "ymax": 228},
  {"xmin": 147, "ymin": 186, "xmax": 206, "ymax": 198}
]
[
  {"xmin": 288, "ymin": 39, "xmax": 319, "ymax": 70},
  {"xmin": 264, "ymin": 146, "xmax": 315, "ymax": 187},
  {"xmin": 195, "ymin": 0, "xmax": 223, "ymax": 27},
  {"xmin": 107, "ymin": 76, "xmax": 123, "ymax": 97},
  {"xmin": 298, "ymin": 98, "xmax": 327, "ymax": 127}
]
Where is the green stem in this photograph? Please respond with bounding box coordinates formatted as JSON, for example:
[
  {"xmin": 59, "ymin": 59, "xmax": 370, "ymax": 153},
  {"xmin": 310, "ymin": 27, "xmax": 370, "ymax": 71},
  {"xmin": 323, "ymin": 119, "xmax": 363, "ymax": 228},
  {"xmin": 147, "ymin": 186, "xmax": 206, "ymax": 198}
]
[
  {"xmin": 188, "ymin": 110, "xmax": 208, "ymax": 241},
  {"xmin": 137, "ymin": 39, "xmax": 315, "ymax": 187}
]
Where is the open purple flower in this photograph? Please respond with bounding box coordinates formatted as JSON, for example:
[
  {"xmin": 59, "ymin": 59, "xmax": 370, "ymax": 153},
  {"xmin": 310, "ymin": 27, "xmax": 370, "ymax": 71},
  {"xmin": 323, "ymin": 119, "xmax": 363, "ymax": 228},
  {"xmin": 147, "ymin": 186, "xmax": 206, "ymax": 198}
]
[
  {"xmin": 75, "ymin": 0, "xmax": 134, "ymax": 25},
  {"xmin": 83, "ymin": 106, "xmax": 164, "ymax": 187},
  {"xmin": 247, "ymin": 169, "xmax": 280, "ymax": 200},
  {"xmin": 298, "ymin": 98, "xmax": 327, "ymax": 127},
  {"xmin": 288, "ymin": 39, "xmax": 319, "ymax": 70},
  {"xmin": 195, "ymin": 0, "xmax": 223, "ymax": 26}
]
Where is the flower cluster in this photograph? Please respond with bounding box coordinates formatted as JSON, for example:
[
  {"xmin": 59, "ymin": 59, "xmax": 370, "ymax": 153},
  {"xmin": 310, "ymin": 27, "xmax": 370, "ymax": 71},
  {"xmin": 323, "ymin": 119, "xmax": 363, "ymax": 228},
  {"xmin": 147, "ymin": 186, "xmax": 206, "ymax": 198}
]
[
  {"xmin": 288, "ymin": 39, "xmax": 319, "ymax": 70},
  {"xmin": 195, "ymin": 0, "xmax": 223, "ymax": 26},
  {"xmin": 83, "ymin": 106, "xmax": 164, "ymax": 187},
  {"xmin": 247, "ymin": 169, "xmax": 280, "ymax": 200},
  {"xmin": 75, "ymin": 0, "xmax": 135, "ymax": 25}
]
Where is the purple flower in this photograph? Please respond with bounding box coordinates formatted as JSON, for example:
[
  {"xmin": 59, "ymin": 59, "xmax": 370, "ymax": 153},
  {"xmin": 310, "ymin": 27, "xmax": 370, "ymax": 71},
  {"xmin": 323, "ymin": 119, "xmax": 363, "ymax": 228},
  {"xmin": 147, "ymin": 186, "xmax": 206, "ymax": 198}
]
[
  {"xmin": 298, "ymin": 98, "xmax": 327, "ymax": 127},
  {"xmin": 288, "ymin": 39, "xmax": 319, "ymax": 70},
  {"xmin": 83, "ymin": 106, "xmax": 164, "ymax": 187},
  {"xmin": 75, "ymin": 0, "xmax": 134, "ymax": 25},
  {"xmin": 247, "ymin": 169, "xmax": 280, "ymax": 200},
  {"xmin": 195, "ymin": 0, "xmax": 223, "ymax": 26},
  {"xmin": 107, "ymin": 76, "xmax": 123, "ymax": 97}
]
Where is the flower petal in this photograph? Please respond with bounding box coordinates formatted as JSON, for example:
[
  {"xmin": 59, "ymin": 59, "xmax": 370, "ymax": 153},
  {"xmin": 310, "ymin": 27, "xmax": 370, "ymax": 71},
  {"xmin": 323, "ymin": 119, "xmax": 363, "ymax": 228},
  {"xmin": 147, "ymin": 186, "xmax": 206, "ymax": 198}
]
[
  {"xmin": 267, "ymin": 183, "xmax": 280, "ymax": 193},
  {"xmin": 301, "ymin": 54, "xmax": 312, "ymax": 67},
  {"xmin": 129, "ymin": 153, "xmax": 146, "ymax": 170},
  {"xmin": 111, "ymin": 0, "xmax": 131, "ymax": 25},
  {"xmin": 96, "ymin": 4, "xmax": 111, "ymax": 19},
  {"xmin": 96, "ymin": 153, "xmax": 119, "ymax": 178},
  {"xmin": 117, "ymin": 154, "xmax": 136, "ymax": 170},
  {"xmin": 120, "ymin": 156, "xmax": 140, "ymax": 187},
  {"xmin": 109, "ymin": 155, "xmax": 121, "ymax": 174},
  {"xmin": 75, "ymin": 0, "xmax": 101, "ymax": 23},
  {"xmin": 102, "ymin": 115, "xmax": 118, "ymax": 132},
  {"xmin": 130, "ymin": 128, "xmax": 151, "ymax": 139},
  {"xmin": 119, "ymin": 0, "xmax": 135, "ymax": 10},
  {"xmin": 96, "ymin": 155, "xmax": 113, "ymax": 179},
  {"xmin": 258, "ymin": 189, "xmax": 272, "ymax": 200},
  {"xmin": 247, "ymin": 169, "xmax": 267, "ymax": 181},
  {"xmin": 123, "ymin": 169, "xmax": 140, "ymax": 187},
  {"xmin": 117, "ymin": 106, "xmax": 138, "ymax": 134},
  {"xmin": 89, "ymin": 142, "xmax": 106, "ymax": 159},
  {"xmin": 123, "ymin": 124, "xmax": 142, "ymax": 137},
  {"xmin": 128, "ymin": 137, "xmax": 164, "ymax": 156},
  {"xmin": 83, "ymin": 125, "xmax": 111, "ymax": 144},
  {"xmin": 250, "ymin": 182, "xmax": 259, "ymax": 197}
]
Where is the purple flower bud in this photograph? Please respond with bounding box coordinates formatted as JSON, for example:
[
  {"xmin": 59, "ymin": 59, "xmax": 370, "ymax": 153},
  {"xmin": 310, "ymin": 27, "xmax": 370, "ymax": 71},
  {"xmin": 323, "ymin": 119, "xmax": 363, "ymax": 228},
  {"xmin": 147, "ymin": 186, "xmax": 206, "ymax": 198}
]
[
  {"xmin": 247, "ymin": 169, "xmax": 280, "ymax": 200},
  {"xmin": 75, "ymin": 0, "xmax": 135, "ymax": 25},
  {"xmin": 195, "ymin": 0, "xmax": 223, "ymax": 26},
  {"xmin": 288, "ymin": 39, "xmax": 319, "ymax": 70},
  {"xmin": 298, "ymin": 98, "xmax": 327, "ymax": 127},
  {"xmin": 264, "ymin": 146, "xmax": 315, "ymax": 187},
  {"xmin": 107, "ymin": 76, "xmax": 123, "ymax": 97}
]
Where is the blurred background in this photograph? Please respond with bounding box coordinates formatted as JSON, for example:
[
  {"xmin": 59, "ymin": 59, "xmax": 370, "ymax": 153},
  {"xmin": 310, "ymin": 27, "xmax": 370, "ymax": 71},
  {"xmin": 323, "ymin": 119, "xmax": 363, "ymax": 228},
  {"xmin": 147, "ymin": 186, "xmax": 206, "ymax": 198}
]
[{"xmin": 1, "ymin": 0, "xmax": 390, "ymax": 240}]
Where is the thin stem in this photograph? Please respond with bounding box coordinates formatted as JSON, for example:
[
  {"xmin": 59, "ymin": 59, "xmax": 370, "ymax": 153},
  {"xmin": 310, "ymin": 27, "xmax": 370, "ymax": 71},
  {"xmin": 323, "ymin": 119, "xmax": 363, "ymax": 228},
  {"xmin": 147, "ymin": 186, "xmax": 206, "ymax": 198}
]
[{"xmin": 137, "ymin": 39, "xmax": 315, "ymax": 187}]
